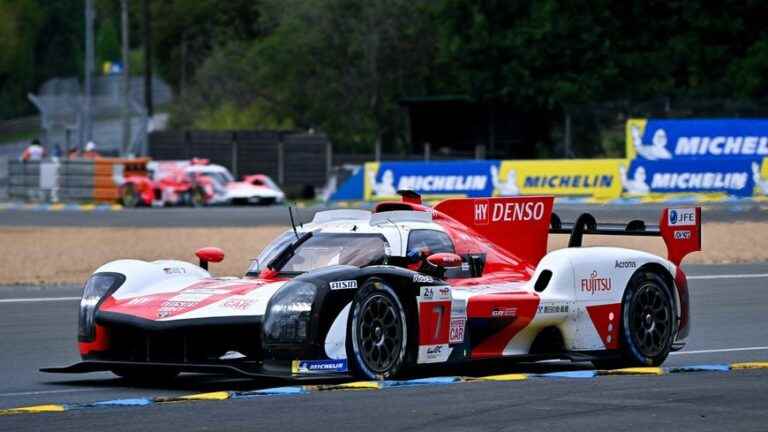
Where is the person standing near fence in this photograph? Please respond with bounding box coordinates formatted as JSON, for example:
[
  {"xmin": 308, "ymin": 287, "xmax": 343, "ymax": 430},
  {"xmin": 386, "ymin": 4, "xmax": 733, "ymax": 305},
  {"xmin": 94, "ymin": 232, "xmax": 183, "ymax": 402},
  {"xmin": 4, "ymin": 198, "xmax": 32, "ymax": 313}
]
[
  {"xmin": 82, "ymin": 141, "xmax": 101, "ymax": 159},
  {"xmin": 21, "ymin": 139, "xmax": 45, "ymax": 161}
]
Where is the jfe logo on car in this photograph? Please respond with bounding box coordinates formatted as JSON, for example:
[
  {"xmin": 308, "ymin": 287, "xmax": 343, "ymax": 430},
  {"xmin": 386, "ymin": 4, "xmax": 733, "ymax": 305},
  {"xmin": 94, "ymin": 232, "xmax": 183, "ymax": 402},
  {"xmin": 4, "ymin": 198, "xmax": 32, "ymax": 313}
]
[{"xmin": 668, "ymin": 208, "xmax": 696, "ymax": 226}]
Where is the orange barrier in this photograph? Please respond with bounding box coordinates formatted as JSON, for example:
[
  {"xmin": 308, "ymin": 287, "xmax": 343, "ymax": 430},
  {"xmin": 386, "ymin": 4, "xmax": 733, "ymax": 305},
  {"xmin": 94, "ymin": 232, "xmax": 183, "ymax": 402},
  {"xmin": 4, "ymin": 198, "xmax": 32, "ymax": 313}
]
[{"xmin": 92, "ymin": 158, "xmax": 149, "ymax": 203}]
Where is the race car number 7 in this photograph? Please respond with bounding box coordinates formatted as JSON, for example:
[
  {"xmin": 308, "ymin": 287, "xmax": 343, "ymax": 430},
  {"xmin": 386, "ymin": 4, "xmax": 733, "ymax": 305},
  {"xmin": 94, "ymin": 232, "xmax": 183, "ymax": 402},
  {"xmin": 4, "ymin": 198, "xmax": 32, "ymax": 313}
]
[{"xmin": 432, "ymin": 305, "xmax": 444, "ymax": 340}]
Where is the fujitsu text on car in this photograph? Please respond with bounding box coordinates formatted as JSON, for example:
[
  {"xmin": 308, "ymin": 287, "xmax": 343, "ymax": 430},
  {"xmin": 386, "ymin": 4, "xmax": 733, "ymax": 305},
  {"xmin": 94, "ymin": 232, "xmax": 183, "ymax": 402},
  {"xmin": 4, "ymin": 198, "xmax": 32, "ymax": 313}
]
[{"xmin": 44, "ymin": 192, "xmax": 700, "ymax": 381}]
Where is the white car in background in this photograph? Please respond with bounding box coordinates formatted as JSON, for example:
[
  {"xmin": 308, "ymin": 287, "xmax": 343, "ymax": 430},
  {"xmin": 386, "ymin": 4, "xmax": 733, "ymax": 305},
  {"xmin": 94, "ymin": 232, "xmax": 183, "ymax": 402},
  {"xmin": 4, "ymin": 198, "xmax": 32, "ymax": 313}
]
[{"xmin": 185, "ymin": 164, "xmax": 286, "ymax": 205}]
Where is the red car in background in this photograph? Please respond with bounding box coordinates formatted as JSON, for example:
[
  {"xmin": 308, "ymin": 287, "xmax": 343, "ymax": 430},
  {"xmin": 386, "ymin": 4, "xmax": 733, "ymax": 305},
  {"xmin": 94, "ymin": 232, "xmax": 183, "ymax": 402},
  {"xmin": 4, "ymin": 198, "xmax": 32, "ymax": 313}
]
[
  {"xmin": 119, "ymin": 160, "xmax": 215, "ymax": 208},
  {"xmin": 119, "ymin": 160, "xmax": 286, "ymax": 207}
]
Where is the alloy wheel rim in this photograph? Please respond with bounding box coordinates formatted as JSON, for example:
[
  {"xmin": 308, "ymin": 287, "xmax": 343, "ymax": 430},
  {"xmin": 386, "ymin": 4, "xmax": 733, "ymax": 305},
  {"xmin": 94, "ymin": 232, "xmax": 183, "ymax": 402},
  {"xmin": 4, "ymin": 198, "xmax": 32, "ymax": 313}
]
[
  {"xmin": 357, "ymin": 293, "xmax": 403, "ymax": 373},
  {"xmin": 192, "ymin": 189, "xmax": 204, "ymax": 206},
  {"xmin": 629, "ymin": 283, "xmax": 672, "ymax": 357},
  {"xmin": 122, "ymin": 187, "xmax": 137, "ymax": 207}
]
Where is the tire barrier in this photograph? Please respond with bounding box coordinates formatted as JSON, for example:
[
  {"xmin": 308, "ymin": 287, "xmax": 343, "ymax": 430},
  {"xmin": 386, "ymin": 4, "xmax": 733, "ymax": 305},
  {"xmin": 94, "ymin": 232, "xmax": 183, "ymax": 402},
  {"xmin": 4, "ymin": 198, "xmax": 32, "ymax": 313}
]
[
  {"xmin": 7, "ymin": 158, "xmax": 149, "ymax": 203},
  {"xmin": 8, "ymin": 160, "xmax": 44, "ymax": 202},
  {"xmin": 0, "ymin": 157, "xmax": 8, "ymax": 201}
]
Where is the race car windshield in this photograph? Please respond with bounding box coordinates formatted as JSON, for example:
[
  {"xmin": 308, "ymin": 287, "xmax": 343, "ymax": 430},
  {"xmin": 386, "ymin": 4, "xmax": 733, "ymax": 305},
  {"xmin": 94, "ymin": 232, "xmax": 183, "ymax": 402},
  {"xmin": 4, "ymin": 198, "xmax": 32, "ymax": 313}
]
[
  {"xmin": 279, "ymin": 233, "xmax": 388, "ymax": 273},
  {"xmin": 262, "ymin": 176, "xmax": 280, "ymax": 191},
  {"xmin": 203, "ymin": 171, "xmax": 234, "ymax": 185}
]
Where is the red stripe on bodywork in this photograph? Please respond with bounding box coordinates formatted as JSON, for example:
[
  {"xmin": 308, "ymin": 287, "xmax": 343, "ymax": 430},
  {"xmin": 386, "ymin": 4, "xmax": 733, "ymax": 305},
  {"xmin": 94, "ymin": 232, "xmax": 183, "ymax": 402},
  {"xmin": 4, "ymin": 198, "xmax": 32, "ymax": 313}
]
[
  {"xmin": 467, "ymin": 292, "xmax": 540, "ymax": 359},
  {"xmin": 79, "ymin": 325, "xmax": 109, "ymax": 355},
  {"xmin": 674, "ymin": 267, "xmax": 690, "ymax": 340},
  {"xmin": 101, "ymin": 278, "xmax": 282, "ymax": 321},
  {"xmin": 585, "ymin": 303, "xmax": 621, "ymax": 349}
]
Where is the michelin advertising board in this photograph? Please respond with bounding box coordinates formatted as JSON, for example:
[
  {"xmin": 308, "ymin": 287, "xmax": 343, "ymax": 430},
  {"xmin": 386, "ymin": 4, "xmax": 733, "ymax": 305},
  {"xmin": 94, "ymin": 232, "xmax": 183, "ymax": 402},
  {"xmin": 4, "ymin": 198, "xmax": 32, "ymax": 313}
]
[
  {"xmin": 625, "ymin": 118, "xmax": 768, "ymax": 197},
  {"xmin": 365, "ymin": 161, "xmax": 496, "ymax": 200},
  {"xmin": 331, "ymin": 118, "xmax": 768, "ymax": 202},
  {"xmin": 364, "ymin": 160, "xmax": 624, "ymax": 201}
]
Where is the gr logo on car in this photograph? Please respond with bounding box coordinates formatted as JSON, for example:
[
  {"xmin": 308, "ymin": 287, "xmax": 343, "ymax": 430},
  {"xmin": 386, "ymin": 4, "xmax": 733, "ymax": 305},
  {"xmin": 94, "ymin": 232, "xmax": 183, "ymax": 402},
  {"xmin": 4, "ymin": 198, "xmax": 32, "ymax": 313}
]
[
  {"xmin": 668, "ymin": 208, "xmax": 696, "ymax": 226},
  {"xmin": 491, "ymin": 307, "xmax": 517, "ymax": 318}
]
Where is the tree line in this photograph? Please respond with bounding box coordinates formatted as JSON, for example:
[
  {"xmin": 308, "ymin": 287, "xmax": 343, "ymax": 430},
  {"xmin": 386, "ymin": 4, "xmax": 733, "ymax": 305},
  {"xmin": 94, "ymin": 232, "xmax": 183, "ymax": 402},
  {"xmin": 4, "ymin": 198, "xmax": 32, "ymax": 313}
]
[{"xmin": 2, "ymin": 0, "xmax": 768, "ymax": 154}]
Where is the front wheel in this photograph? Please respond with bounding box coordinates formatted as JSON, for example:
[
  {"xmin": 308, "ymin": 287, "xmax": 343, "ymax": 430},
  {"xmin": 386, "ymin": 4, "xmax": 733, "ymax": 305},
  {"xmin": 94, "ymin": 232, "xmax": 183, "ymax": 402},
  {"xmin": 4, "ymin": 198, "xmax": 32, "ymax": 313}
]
[
  {"xmin": 120, "ymin": 184, "xmax": 141, "ymax": 208},
  {"xmin": 347, "ymin": 280, "xmax": 412, "ymax": 380},
  {"xmin": 189, "ymin": 187, "xmax": 206, "ymax": 207}
]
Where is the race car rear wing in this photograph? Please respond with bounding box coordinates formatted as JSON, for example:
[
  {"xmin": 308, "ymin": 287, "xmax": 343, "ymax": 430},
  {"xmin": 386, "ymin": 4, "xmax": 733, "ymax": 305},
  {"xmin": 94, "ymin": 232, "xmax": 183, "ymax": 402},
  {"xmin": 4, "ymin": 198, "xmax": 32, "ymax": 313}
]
[{"xmin": 550, "ymin": 207, "xmax": 702, "ymax": 266}]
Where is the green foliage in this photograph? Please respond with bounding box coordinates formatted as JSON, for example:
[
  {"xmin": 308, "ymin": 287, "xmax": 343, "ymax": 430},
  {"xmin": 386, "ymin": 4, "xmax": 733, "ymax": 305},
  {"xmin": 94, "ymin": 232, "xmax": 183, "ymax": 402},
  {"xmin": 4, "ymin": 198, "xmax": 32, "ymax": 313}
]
[
  {"xmin": 175, "ymin": 0, "xmax": 438, "ymax": 152},
  {"xmin": 151, "ymin": 0, "xmax": 264, "ymax": 90},
  {"xmin": 0, "ymin": 0, "xmax": 43, "ymax": 118},
  {"xmin": 187, "ymin": 101, "xmax": 294, "ymax": 130},
  {"xmin": 96, "ymin": 18, "xmax": 121, "ymax": 66},
  {"xmin": 6, "ymin": 0, "xmax": 768, "ymax": 156}
]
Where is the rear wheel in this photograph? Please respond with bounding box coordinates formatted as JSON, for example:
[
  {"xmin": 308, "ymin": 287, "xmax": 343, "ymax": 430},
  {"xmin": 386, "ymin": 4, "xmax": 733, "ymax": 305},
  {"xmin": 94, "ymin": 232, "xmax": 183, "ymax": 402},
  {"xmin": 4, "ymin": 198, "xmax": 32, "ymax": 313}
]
[
  {"xmin": 347, "ymin": 280, "xmax": 412, "ymax": 380},
  {"xmin": 189, "ymin": 186, "xmax": 206, "ymax": 207},
  {"xmin": 120, "ymin": 184, "xmax": 141, "ymax": 208},
  {"xmin": 593, "ymin": 271, "xmax": 676, "ymax": 369}
]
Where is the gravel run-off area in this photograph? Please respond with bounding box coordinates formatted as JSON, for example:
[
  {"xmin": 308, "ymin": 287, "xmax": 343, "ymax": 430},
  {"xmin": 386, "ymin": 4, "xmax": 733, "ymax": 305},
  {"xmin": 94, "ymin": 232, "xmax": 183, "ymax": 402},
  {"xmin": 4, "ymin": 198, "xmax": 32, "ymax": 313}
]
[{"xmin": 1, "ymin": 222, "xmax": 766, "ymax": 285}]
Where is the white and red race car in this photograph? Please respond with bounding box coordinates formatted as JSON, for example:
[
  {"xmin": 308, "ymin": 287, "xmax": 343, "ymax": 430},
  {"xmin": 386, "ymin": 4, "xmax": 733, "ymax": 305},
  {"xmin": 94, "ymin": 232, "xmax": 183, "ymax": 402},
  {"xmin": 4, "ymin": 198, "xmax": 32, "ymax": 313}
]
[
  {"xmin": 44, "ymin": 192, "xmax": 700, "ymax": 381},
  {"xmin": 120, "ymin": 160, "xmax": 285, "ymax": 207},
  {"xmin": 185, "ymin": 165, "xmax": 285, "ymax": 206}
]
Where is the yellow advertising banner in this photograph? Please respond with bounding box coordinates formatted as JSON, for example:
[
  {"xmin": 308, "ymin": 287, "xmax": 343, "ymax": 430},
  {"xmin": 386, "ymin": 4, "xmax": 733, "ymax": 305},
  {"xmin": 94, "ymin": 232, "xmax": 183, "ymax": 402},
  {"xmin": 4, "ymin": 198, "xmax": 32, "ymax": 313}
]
[
  {"xmin": 363, "ymin": 159, "xmax": 627, "ymax": 201},
  {"xmin": 625, "ymin": 118, "xmax": 647, "ymax": 162},
  {"xmin": 495, "ymin": 159, "xmax": 626, "ymax": 199},
  {"xmin": 363, "ymin": 162, "xmax": 381, "ymax": 201},
  {"xmin": 756, "ymin": 157, "xmax": 768, "ymax": 196}
]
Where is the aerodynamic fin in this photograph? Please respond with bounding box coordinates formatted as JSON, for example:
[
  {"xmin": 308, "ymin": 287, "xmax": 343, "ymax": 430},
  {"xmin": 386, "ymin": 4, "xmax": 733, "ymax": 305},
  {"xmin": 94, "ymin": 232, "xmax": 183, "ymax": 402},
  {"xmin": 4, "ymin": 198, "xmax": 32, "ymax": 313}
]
[
  {"xmin": 659, "ymin": 207, "xmax": 702, "ymax": 266},
  {"xmin": 549, "ymin": 206, "xmax": 702, "ymax": 266},
  {"xmin": 434, "ymin": 196, "xmax": 555, "ymax": 264}
]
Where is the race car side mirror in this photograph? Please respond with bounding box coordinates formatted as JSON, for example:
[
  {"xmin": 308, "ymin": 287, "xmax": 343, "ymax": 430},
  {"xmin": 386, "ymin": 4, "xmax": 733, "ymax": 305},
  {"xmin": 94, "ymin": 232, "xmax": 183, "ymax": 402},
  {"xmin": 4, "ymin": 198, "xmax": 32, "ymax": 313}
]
[
  {"xmin": 195, "ymin": 247, "xmax": 225, "ymax": 271},
  {"xmin": 426, "ymin": 253, "xmax": 462, "ymax": 269}
]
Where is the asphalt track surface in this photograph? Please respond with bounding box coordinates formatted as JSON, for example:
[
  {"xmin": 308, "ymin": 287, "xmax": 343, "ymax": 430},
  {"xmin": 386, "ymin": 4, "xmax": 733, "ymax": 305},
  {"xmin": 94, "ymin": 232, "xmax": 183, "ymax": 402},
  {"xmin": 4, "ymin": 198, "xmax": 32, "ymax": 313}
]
[
  {"xmin": 0, "ymin": 200, "xmax": 767, "ymax": 227},
  {"xmin": 1, "ymin": 263, "xmax": 767, "ymax": 431}
]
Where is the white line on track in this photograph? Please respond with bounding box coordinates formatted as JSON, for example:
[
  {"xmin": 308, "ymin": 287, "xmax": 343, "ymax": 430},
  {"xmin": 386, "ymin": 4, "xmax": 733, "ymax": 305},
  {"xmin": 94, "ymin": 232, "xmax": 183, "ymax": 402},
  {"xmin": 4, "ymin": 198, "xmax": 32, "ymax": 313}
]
[
  {"xmin": 0, "ymin": 297, "xmax": 79, "ymax": 304},
  {"xmin": 671, "ymin": 346, "xmax": 768, "ymax": 356},
  {"xmin": 687, "ymin": 273, "xmax": 768, "ymax": 280},
  {"xmin": 0, "ymin": 388, "xmax": 101, "ymax": 398}
]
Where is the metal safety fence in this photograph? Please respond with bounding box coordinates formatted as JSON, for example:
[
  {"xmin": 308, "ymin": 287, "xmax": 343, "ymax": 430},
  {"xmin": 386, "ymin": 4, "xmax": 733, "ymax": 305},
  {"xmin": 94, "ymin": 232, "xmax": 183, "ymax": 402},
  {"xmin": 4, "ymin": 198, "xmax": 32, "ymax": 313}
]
[
  {"xmin": 7, "ymin": 158, "xmax": 147, "ymax": 203},
  {"xmin": 149, "ymin": 131, "xmax": 332, "ymax": 195}
]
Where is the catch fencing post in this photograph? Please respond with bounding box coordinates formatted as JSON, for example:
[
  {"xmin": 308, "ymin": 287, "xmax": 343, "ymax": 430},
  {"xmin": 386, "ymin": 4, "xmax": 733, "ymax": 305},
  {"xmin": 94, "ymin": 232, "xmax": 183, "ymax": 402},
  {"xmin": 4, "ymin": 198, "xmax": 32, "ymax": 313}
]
[
  {"xmin": 475, "ymin": 145, "xmax": 486, "ymax": 160},
  {"xmin": 231, "ymin": 131, "xmax": 238, "ymax": 178},
  {"xmin": 184, "ymin": 130, "xmax": 191, "ymax": 159},
  {"xmin": 277, "ymin": 136, "xmax": 285, "ymax": 185},
  {"xmin": 325, "ymin": 140, "xmax": 332, "ymax": 184}
]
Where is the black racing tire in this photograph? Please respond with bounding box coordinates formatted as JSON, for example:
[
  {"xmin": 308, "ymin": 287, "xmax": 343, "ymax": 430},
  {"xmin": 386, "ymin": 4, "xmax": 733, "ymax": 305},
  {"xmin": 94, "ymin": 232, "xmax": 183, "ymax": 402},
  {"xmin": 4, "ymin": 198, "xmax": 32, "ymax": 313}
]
[
  {"xmin": 120, "ymin": 184, "xmax": 141, "ymax": 208},
  {"xmin": 189, "ymin": 186, "xmax": 206, "ymax": 207},
  {"xmin": 111, "ymin": 367, "xmax": 180, "ymax": 383},
  {"xmin": 593, "ymin": 271, "xmax": 676, "ymax": 369},
  {"xmin": 346, "ymin": 279, "xmax": 415, "ymax": 380}
]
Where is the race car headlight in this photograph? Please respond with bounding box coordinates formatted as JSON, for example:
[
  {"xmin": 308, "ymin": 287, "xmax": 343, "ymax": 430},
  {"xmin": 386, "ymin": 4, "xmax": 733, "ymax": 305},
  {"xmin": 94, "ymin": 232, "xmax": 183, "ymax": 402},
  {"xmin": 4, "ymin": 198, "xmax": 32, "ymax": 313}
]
[
  {"xmin": 263, "ymin": 281, "xmax": 316, "ymax": 344},
  {"xmin": 78, "ymin": 273, "xmax": 125, "ymax": 341}
]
